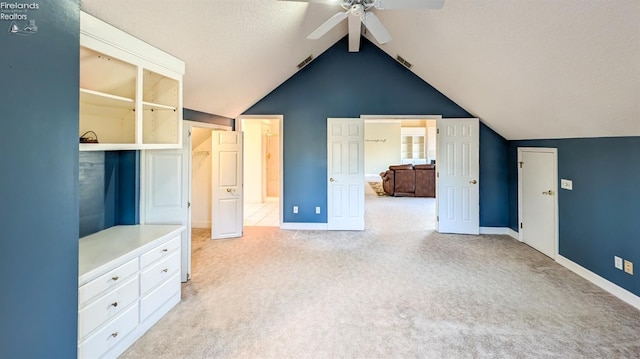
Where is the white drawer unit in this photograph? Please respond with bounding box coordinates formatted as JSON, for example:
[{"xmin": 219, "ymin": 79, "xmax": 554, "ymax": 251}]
[
  {"xmin": 78, "ymin": 303, "xmax": 139, "ymax": 359},
  {"xmin": 141, "ymin": 273, "xmax": 181, "ymax": 321},
  {"xmin": 141, "ymin": 251, "xmax": 181, "ymax": 295},
  {"xmin": 78, "ymin": 224, "xmax": 184, "ymax": 359},
  {"xmin": 78, "ymin": 258, "xmax": 138, "ymax": 307},
  {"xmin": 78, "ymin": 276, "xmax": 139, "ymax": 339},
  {"xmin": 141, "ymin": 235, "xmax": 180, "ymax": 267}
]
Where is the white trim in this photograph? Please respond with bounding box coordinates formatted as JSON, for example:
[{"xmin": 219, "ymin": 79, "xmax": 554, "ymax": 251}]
[
  {"xmin": 556, "ymin": 255, "xmax": 640, "ymax": 311},
  {"xmin": 191, "ymin": 221, "xmax": 210, "ymax": 229},
  {"xmin": 281, "ymin": 222, "xmax": 328, "ymax": 231},
  {"xmin": 360, "ymin": 115, "xmax": 442, "ymax": 120},
  {"xmin": 479, "ymin": 227, "xmax": 520, "ymax": 240},
  {"xmin": 184, "ymin": 120, "xmax": 231, "ymax": 131}
]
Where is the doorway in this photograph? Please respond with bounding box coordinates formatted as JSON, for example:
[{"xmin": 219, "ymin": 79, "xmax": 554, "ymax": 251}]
[
  {"xmin": 360, "ymin": 115, "xmax": 440, "ymax": 231},
  {"xmin": 237, "ymin": 115, "xmax": 283, "ymax": 227},
  {"xmin": 518, "ymin": 147, "xmax": 558, "ymax": 258}
]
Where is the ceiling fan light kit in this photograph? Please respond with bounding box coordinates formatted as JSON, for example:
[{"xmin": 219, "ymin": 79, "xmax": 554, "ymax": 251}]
[{"xmin": 278, "ymin": 0, "xmax": 445, "ymax": 52}]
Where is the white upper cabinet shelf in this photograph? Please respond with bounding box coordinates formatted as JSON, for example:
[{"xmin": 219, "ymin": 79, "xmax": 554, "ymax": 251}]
[{"xmin": 79, "ymin": 12, "xmax": 185, "ymax": 151}]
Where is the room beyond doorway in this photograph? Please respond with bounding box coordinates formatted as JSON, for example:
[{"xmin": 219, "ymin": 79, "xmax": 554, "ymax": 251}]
[{"xmin": 238, "ymin": 115, "xmax": 283, "ymax": 227}]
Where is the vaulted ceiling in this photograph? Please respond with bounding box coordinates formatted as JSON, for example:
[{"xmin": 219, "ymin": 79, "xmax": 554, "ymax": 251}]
[{"xmin": 80, "ymin": 0, "xmax": 639, "ymax": 140}]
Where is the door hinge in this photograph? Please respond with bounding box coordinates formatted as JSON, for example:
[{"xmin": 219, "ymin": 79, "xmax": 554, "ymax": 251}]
[
  {"xmin": 437, "ymin": 128, "xmax": 440, "ymax": 135},
  {"xmin": 437, "ymin": 172, "xmax": 439, "ymax": 178},
  {"xmin": 519, "ymin": 161, "xmax": 524, "ymax": 168},
  {"xmin": 188, "ymin": 202, "xmax": 191, "ymax": 208},
  {"xmin": 520, "ymin": 222, "xmax": 523, "ymax": 229},
  {"xmin": 437, "ymin": 216, "xmax": 439, "ymax": 221},
  {"xmin": 189, "ymin": 130, "xmax": 192, "ymax": 137}
]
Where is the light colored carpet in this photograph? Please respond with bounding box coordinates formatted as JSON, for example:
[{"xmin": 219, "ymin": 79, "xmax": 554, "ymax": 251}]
[{"xmin": 120, "ymin": 191, "xmax": 640, "ymax": 358}]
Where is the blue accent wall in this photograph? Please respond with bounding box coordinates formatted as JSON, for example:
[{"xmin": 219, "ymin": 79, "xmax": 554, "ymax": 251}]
[
  {"xmin": 244, "ymin": 37, "xmax": 509, "ymax": 226},
  {"xmin": 79, "ymin": 151, "xmax": 139, "ymax": 237},
  {"xmin": 508, "ymin": 137, "xmax": 640, "ymax": 296},
  {"xmin": 184, "ymin": 108, "xmax": 234, "ymax": 128},
  {"xmin": 0, "ymin": 1, "xmax": 80, "ymax": 358}
]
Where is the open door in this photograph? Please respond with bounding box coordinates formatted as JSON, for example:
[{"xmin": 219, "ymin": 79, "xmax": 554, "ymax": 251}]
[
  {"xmin": 436, "ymin": 118, "xmax": 480, "ymax": 234},
  {"xmin": 211, "ymin": 131, "xmax": 244, "ymax": 239},
  {"xmin": 327, "ymin": 118, "xmax": 365, "ymax": 230}
]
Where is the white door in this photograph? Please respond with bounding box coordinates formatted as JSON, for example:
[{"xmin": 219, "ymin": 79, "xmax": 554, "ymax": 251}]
[
  {"xmin": 212, "ymin": 131, "xmax": 243, "ymax": 239},
  {"xmin": 518, "ymin": 148, "xmax": 557, "ymax": 258},
  {"xmin": 327, "ymin": 118, "xmax": 365, "ymax": 230},
  {"xmin": 142, "ymin": 143, "xmax": 190, "ymax": 282},
  {"xmin": 436, "ymin": 118, "xmax": 480, "ymax": 234}
]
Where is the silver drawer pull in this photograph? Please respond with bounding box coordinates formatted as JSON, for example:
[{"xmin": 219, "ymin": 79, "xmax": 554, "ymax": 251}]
[
  {"xmin": 111, "ymin": 302, "xmax": 118, "ymax": 307},
  {"xmin": 162, "ymin": 249, "xmax": 168, "ymax": 252},
  {"xmin": 111, "ymin": 332, "xmax": 118, "ymax": 338},
  {"xmin": 162, "ymin": 268, "xmax": 169, "ymax": 273},
  {"xmin": 111, "ymin": 276, "xmax": 119, "ymax": 281}
]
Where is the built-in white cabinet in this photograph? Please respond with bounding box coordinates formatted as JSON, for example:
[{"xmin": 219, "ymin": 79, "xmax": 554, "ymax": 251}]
[
  {"xmin": 401, "ymin": 127, "xmax": 427, "ymax": 165},
  {"xmin": 79, "ymin": 12, "xmax": 185, "ymax": 151},
  {"xmin": 78, "ymin": 225, "xmax": 183, "ymax": 359}
]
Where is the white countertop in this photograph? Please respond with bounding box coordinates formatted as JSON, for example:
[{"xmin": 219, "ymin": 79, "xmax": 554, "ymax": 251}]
[{"xmin": 79, "ymin": 224, "xmax": 184, "ymax": 284}]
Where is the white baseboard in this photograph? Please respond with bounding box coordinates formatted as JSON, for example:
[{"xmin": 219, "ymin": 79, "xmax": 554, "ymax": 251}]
[
  {"xmin": 556, "ymin": 255, "xmax": 640, "ymax": 311},
  {"xmin": 281, "ymin": 222, "xmax": 328, "ymax": 230},
  {"xmin": 191, "ymin": 222, "xmax": 210, "ymax": 229},
  {"xmin": 479, "ymin": 227, "xmax": 519, "ymax": 240}
]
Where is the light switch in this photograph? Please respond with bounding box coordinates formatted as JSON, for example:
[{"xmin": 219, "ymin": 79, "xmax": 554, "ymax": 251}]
[
  {"xmin": 293, "ymin": 206, "xmax": 298, "ymax": 214},
  {"xmin": 561, "ymin": 179, "xmax": 573, "ymax": 190},
  {"xmin": 315, "ymin": 207, "xmax": 321, "ymax": 214}
]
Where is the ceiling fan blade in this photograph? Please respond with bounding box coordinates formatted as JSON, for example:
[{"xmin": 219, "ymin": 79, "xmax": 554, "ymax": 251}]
[
  {"xmin": 374, "ymin": 0, "xmax": 445, "ymax": 10},
  {"xmin": 348, "ymin": 14, "xmax": 362, "ymax": 52},
  {"xmin": 307, "ymin": 11, "xmax": 348, "ymax": 39},
  {"xmin": 362, "ymin": 12, "xmax": 392, "ymax": 44}
]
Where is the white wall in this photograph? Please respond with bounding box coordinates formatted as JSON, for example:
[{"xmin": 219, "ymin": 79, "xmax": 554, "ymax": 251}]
[
  {"xmin": 243, "ymin": 121, "xmax": 264, "ymax": 203},
  {"xmin": 191, "ymin": 127, "xmax": 212, "ymax": 228},
  {"xmin": 266, "ymin": 121, "xmax": 280, "ymax": 197},
  {"xmin": 364, "ymin": 122, "xmax": 402, "ymax": 175}
]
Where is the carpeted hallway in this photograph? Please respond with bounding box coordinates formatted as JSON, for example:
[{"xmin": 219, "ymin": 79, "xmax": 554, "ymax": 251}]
[{"xmin": 121, "ymin": 184, "xmax": 640, "ymax": 358}]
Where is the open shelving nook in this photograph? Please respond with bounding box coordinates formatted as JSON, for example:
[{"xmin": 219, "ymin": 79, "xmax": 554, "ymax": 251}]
[{"xmin": 79, "ymin": 12, "xmax": 184, "ymax": 151}]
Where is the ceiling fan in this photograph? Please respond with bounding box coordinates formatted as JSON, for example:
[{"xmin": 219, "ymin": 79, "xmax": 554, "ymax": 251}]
[{"xmin": 279, "ymin": 0, "xmax": 445, "ymax": 52}]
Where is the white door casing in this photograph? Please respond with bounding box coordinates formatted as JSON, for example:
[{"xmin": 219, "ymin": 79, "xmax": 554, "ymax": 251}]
[
  {"xmin": 327, "ymin": 118, "xmax": 365, "ymax": 231},
  {"xmin": 518, "ymin": 147, "xmax": 558, "ymax": 258},
  {"xmin": 436, "ymin": 118, "xmax": 480, "ymax": 234},
  {"xmin": 212, "ymin": 131, "xmax": 243, "ymax": 239},
  {"xmin": 141, "ymin": 146, "xmax": 190, "ymax": 282}
]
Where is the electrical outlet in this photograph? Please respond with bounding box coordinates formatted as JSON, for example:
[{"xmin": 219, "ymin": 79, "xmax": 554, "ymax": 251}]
[
  {"xmin": 561, "ymin": 179, "xmax": 573, "ymax": 190},
  {"xmin": 315, "ymin": 206, "xmax": 321, "ymax": 214},
  {"xmin": 293, "ymin": 206, "xmax": 298, "ymax": 214},
  {"xmin": 614, "ymin": 256, "xmax": 623, "ymax": 270},
  {"xmin": 624, "ymin": 260, "xmax": 633, "ymax": 275}
]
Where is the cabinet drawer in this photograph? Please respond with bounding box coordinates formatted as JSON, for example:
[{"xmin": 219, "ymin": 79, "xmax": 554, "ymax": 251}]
[
  {"xmin": 141, "ymin": 251, "xmax": 180, "ymax": 295},
  {"xmin": 78, "ymin": 302, "xmax": 139, "ymax": 359},
  {"xmin": 78, "ymin": 276, "xmax": 139, "ymax": 339},
  {"xmin": 140, "ymin": 272, "xmax": 180, "ymax": 321},
  {"xmin": 79, "ymin": 258, "xmax": 139, "ymax": 307},
  {"xmin": 141, "ymin": 236, "xmax": 180, "ymax": 267}
]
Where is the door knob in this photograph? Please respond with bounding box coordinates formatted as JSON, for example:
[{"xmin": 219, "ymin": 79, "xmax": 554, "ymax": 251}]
[
  {"xmin": 469, "ymin": 180, "xmax": 478, "ymax": 185},
  {"xmin": 226, "ymin": 188, "xmax": 232, "ymax": 192},
  {"xmin": 329, "ymin": 178, "xmax": 335, "ymax": 182},
  {"xmin": 542, "ymin": 190, "xmax": 554, "ymax": 195}
]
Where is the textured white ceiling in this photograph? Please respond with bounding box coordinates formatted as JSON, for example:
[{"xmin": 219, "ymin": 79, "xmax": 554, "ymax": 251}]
[{"xmin": 81, "ymin": 0, "xmax": 639, "ymax": 140}]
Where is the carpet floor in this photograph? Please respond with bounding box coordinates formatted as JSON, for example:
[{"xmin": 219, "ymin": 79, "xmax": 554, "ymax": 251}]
[{"xmin": 120, "ymin": 187, "xmax": 640, "ymax": 358}]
